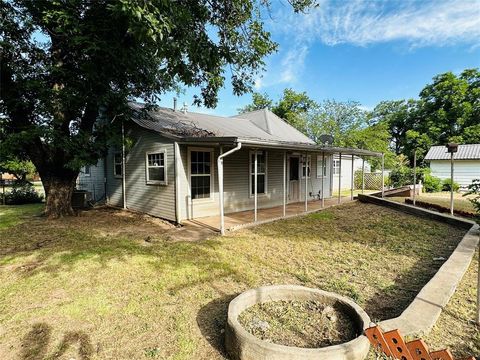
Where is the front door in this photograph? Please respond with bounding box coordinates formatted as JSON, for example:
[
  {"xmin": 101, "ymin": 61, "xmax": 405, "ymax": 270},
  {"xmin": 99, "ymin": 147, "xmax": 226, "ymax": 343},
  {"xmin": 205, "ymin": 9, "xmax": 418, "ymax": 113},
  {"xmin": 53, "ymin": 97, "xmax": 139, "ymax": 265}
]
[{"xmin": 288, "ymin": 156, "xmax": 300, "ymax": 202}]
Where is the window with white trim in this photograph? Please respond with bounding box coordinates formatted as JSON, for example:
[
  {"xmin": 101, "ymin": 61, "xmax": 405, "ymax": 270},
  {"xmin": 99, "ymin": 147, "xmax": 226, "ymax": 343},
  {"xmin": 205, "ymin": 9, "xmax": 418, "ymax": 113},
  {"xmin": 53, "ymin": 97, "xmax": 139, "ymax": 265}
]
[
  {"xmin": 250, "ymin": 151, "xmax": 267, "ymax": 195},
  {"xmin": 146, "ymin": 151, "xmax": 167, "ymax": 184},
  {"xmin": 83, "ymin": 165, "xmax": 91, "ymax": 176},
  {"xmin": 301, "ymin": 155, "xmax": 311, "ymax": 178},
  {"xmin": 114, "ymin": 153, "xmax": 122, "ymax": 177},
  {"xmin": 333, "ymin": 159, "xmax": 341, "ymax": 175},
  {"xmin": 316, "ymin": 155, "xmax": 327, "ymax": 178},
  {"xmin": 190, "ymin": 150, "xmax": 212, "ymax": 199}
]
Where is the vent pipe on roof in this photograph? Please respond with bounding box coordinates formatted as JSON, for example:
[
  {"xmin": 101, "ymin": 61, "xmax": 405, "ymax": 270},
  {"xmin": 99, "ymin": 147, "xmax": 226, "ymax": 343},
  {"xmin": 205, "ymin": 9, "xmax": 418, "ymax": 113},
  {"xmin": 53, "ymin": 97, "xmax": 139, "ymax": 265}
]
[
  {"xmin": 173, "ymin": 97, "xmax": 177, "ymax": 111},
  {"xmin": 182, "ymin": 102, "xmax": 188, "ymax": 114}
]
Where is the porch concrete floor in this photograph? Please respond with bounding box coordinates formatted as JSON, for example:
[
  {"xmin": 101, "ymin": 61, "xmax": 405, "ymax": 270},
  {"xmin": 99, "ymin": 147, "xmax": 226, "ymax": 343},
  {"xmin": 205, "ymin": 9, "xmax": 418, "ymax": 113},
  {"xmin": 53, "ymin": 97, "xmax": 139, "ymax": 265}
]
[{"xmin": 187, "ymin": 196, "xmax": 355, "ymax": 231}]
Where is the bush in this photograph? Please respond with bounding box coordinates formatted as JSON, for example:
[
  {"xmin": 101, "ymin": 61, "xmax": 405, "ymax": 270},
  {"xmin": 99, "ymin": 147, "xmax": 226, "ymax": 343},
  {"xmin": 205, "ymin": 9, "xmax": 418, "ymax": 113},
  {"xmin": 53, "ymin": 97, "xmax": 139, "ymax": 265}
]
[
  {"xmin": 442, "ymin": 178, "xmax": 460, "ymax": 192},
  {"xmin": 464, "ymin": 179, "xmax": 480, "ymax": 222},
  {"xmin": 423, "ymin": 174, "xmax": 442, "ymax": 193},
  {"xmin": 388, "ymin": 167, "xmax": 430, "ymax": 188},
  {"xmin": 5, "ymin": 184, "xmax": 44, "ymax": 205}
]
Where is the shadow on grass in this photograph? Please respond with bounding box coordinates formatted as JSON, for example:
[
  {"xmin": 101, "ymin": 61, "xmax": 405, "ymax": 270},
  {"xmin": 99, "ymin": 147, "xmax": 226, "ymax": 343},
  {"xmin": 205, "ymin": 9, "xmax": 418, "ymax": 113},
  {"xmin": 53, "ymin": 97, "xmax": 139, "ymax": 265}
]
[
  {"xmin": 196, "ymin": 294, "xmax": 238, "ymax": 357},
  {"xmin": 20, "ymin": 323, "xmax": 94, "ymax": 360},
  {"xmin": 20, "ymin": 323, "xmax": 51, "ymax": 360}
]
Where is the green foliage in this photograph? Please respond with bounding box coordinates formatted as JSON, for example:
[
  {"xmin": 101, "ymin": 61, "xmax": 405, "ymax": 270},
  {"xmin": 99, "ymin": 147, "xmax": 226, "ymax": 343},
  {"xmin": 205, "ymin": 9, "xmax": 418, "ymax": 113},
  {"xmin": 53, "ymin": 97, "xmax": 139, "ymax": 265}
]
[
  {"xmin": 441, "ymin": 178, "xmax": 460, "ymax": 192},
  {"xmin": 5, "ymin": 184, "xmax": 44, "ymax": 205},
  {"xmin": 388, "ymin": 165, "xmax": 429, "ymax": 188},
  {"xmin": 371, "ymin": 69, "xmax": 480, "ymax": 165},
  {"xmin": 464, "ymin": 179, "xmax": 480, "ymax": 221},
  {"xmin": 0, "ymin": 158, "xmax": 36, "ymax": 182},
  {"xmin": 423, "ymin": 174, "xmax": 442, "ymax": 193},
  {"xmin": 0, "ymin": 0, "xmax": 314, "ymax": 214},
  {"xmin": 238, "ymin": 92, "xmax": 273, "ymax": 113}
]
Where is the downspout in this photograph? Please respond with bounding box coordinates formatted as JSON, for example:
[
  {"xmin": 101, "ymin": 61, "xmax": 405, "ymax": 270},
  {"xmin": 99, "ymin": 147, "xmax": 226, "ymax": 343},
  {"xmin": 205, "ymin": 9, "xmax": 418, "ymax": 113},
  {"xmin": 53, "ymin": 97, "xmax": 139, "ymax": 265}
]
[
  {"xmin": 217, "ymin": 142, "xmax": 242, "ymax": 235},
  {"xmin": 122, "ymin": 120, "xmax": 127, "ymax": 209},
  {"xmin": 174, "ymin": 142, "xmax": 181, "ymax": 224}
]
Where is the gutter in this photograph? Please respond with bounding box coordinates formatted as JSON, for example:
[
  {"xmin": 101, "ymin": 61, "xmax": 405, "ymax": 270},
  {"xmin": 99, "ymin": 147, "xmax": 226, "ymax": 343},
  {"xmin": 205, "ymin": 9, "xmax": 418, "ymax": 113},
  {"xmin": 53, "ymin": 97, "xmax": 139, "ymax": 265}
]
[{"xmin": 217, "ymin": 142, "xmax": 242, "ymax": 235}]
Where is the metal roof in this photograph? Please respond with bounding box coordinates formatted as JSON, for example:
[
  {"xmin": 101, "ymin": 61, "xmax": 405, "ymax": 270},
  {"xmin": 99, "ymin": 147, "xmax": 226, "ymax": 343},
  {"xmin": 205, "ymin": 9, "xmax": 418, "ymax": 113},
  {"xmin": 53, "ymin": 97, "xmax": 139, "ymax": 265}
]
[
  {"xmin": 424, "ymin": 144, "xmax": 480, "ymax": 160},
  {"xmin": 128, "ymin": 102, "xmax": 382, "ymax": 157}
]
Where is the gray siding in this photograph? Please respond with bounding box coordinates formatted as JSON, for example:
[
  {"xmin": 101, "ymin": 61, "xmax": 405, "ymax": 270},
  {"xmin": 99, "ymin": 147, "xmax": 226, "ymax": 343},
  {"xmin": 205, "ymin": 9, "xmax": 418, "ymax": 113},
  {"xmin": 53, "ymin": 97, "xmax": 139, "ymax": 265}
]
[
  {"xmin": 106, "ymin": 127, "xmax": 176, "ymax": 222},
  {"xmin": 177, "ymin": 146, "xmax": 333, "ymax": 221},
  {"xmin": 77, "ymin": 159, "xmax": 106, "ymax": 201}
]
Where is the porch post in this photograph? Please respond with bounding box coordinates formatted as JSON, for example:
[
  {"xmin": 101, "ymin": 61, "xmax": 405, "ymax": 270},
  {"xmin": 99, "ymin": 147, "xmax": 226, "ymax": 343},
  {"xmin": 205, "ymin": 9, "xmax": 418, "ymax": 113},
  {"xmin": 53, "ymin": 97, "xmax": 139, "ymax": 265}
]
[
  {"xmin": 121, "ymin": 120, "xmax": 127, "ymax": 209},
  {"xmin": 283, "ymin": 151, "xmax": 286, "ymax": 217},
  {"xmin": 381, "ymin": 153, "xmax": 385, "ymax": 198},
  {"xmin": 413, "ymin": 149, "xmax": 417, "ymax": 206},
  {"xmin": 305, "ymin": 152, "xmax": 308, "ymax": 212},
  {"xmin": 254, "ymin": 149, "xmax": 258, "ymax": 222},
  {"xmin": 350, "ymin": 154, "xmax": 354, "ymax": 201},
  {"xmin": 361, "ymin": 157, "xmax": 365, "ymax": 194},
  {"xmin": 338, "ymin": 153, "xmax": 342, "ymax": 204},
  {"xmin": 321, "ymin": 152, "xmax": 325, "ymax": 208}
]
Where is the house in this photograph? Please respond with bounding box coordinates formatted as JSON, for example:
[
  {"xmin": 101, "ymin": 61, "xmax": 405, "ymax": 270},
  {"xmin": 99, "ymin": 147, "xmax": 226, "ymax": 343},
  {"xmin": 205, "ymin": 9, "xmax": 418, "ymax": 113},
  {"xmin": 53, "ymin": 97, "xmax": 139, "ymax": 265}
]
[
  {"xmin": 78, "ymin": 103, "xmax": 382, "ymax": 233},
  {"xmin": 424, "ymin": 144, "xmax": 480, "ymax": 189}
]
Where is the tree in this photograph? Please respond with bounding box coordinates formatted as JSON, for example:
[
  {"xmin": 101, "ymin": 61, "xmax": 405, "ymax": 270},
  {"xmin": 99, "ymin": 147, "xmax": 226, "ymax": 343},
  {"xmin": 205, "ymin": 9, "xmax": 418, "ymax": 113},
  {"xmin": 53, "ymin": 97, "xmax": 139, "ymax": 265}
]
[
  {"xmin": 239, "ymin": 88, "xmax": 317, "ymax": 132},
  {"xmin": 0, "ymin": 157, "xmax": 36, "ymax": 183},
  {"xmin": 0, "ymin": 0, "xmax": 314, "ymax": 217},
  {"xmin": 238, "ymin": 92, "xmax": 273, "ymax": 113},
  {"xmin": 372, "ymin": 69, "xmax": 480, "ymax": 165}
]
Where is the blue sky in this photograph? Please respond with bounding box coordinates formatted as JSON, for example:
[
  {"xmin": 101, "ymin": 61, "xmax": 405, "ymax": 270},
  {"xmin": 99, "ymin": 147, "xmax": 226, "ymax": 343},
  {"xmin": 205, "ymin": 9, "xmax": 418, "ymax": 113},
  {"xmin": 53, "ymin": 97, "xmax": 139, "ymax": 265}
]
[{"xmin": 164, "ymin": 0, "xmax": 480, "ymax": 116}]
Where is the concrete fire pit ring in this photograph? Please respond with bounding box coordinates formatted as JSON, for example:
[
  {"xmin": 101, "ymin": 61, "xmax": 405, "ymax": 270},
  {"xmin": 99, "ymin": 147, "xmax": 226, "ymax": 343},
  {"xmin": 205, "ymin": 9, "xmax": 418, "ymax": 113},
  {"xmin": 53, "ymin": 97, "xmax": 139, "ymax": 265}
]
[{"xmin": 225, "ymin": 285, "xmax": 372, "ymax": 360}]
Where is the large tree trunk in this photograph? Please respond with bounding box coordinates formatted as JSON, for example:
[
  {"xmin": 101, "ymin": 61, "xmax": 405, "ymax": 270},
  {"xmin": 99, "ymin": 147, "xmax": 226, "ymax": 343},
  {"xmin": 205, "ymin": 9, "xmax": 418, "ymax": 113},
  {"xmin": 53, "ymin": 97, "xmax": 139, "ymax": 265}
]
[{"xmin": 41, "ymin": 173, "xmax": 78, "ymax": 218}]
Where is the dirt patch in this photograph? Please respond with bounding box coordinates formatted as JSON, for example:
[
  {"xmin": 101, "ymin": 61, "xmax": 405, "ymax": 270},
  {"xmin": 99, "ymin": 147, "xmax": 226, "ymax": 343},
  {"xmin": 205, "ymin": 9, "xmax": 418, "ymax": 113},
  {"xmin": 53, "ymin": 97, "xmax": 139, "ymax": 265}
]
[{"xmin": 238, "ymin": 300, "xmax": 357, "ymax": 348}]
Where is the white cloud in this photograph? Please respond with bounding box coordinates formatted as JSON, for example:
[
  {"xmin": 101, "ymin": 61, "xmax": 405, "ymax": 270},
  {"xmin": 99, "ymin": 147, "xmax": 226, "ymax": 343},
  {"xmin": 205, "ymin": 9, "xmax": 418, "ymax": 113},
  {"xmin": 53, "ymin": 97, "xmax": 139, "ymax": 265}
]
[
  {"xmin": 274, "ymin": 0, "xmax": 480, "ymax": 47},
  {"xmin": 260, "ymin": 0, "xmax": 480, "ymax": 89}
]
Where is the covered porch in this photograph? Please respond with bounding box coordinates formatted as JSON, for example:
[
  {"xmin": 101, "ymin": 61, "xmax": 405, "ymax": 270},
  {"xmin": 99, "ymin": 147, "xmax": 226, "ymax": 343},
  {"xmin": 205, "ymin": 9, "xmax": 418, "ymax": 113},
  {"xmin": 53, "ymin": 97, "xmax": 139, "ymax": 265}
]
[
  {"xmin": 190, "ymin": 196, "xmax": 355, "ymax": 231},
  {"xmin": 215, "ymin": 139, "xmax": 384, "ymax": 234}
]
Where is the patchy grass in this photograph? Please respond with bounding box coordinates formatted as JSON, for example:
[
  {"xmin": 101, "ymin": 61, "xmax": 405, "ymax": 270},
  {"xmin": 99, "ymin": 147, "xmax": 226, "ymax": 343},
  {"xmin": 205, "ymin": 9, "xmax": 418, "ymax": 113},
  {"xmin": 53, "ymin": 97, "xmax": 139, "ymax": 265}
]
[
  {"xmin": 0, "ymin": 202, "xmax": 467, "ymax": 359},
  {"xmin": 390, "ymin": 192, "xmax": 476, "ymax": 215},
  {"xmin": 0, "ymin": 204, "xmax": 43, "ymax": 229},
  {"xmin": 424, "ymin": 252, "xmax": 479, "ymax": 357}
]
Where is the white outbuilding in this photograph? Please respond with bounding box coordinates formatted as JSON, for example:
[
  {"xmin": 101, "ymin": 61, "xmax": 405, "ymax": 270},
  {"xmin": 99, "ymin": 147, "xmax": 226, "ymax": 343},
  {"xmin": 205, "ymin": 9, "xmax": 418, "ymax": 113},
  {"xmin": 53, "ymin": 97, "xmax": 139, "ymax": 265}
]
[{"xmin": 424, "ymin": 144, "xmax": 480, "ymax": 189}]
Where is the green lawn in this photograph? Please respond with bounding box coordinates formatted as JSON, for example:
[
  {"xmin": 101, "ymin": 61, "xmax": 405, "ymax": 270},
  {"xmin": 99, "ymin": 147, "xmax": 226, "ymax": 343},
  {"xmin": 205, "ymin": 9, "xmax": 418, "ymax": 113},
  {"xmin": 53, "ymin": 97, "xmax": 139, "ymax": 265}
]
[{"xmin": 0, "ymin": 202, "xmax": 471, "ymax": 359}]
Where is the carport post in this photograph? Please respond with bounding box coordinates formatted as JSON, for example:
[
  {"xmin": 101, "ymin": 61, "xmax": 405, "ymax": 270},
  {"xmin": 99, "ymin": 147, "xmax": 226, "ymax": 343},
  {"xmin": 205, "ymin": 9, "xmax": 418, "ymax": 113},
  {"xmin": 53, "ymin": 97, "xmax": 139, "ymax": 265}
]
[
  {"xmin": 381, "ymin": 153, "xmax": 385, "ymax": 198},
  {"xmin": 338, "ymin": 153, "xmax": 342, "ymax": 204},
  {"xmin": 321, "ymin": 152, "xmax": 325, "ymax": 208},
  {"xmin": 283, "ymin": 151, "xmax": 286, "ymax": 217},
  {"xmin": 254, "ymin": 149, "xmax": 258, "ymax": 222},
  {"xmin": 305, "ymin": 152, "xmax": 308, "ymax": 212},
  {"xmin": 361, "ymin": 157, "xmax": 365, "ymax": 194},
  {"xmin": 350, "ymin": 154, "xmax": 354, "ymax": 200},
  {"xmin": 450, "ymin": 151, "xmax": 454, "ymax": 215},
  {"xmin": 413, "ymin": 150, "xmax": 417, "ymax": 206}
]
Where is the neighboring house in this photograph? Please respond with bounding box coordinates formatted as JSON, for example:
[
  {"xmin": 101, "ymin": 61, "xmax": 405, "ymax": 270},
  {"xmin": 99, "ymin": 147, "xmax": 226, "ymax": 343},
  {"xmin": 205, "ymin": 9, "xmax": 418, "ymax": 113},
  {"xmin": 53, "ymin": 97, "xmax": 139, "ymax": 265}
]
[
  {"xmin": 78, "ymin": 103, "xmax": 381, "ymax": 230},
  {"xmin": 331, "ymin": 154, "xmax": 371, "ymax": 191},
  {"xmin": 424, "ymin": 144, "xmax": 480, "ymax": 189}
]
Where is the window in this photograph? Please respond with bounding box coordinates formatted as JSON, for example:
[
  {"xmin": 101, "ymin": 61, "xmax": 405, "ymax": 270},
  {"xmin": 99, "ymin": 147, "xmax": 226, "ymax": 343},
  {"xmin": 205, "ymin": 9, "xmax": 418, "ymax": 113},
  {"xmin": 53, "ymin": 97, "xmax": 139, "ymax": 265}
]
[
  {"xmin": 83, "ymin": 165, "xmax": 91, "ymax": 176},
  {"xmin": 301, "ymin": 155, "xmax": 311, "ymax": 178},
  {"xmin": 316, "ymin": 155, "xmax": 327, "ymax": 178},
  {"xmin": 190, "ymin": 150, "xmax": 212, "ymax": 200},
  {"xmin": 146, "ymin": 151, "xmax": 167, "ymax": 184},
  {"xmin": 333, "ymin": 159, "xmax": 341, "ymax": 175},
  {"xmin": 114, "ymin": 153, "xmax": 123, "ymax": 177},
  {"xmin": 250, "ymin": 151, "xmax": 267, "ymax": 195}
]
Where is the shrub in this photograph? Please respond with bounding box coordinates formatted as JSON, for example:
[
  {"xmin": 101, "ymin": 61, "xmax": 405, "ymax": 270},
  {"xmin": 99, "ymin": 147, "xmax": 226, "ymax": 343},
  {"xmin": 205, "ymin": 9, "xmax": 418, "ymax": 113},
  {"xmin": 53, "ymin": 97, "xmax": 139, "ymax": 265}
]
[
  {"xmin": 441, "ymin": 178, "xmax": 460, "ymax": 192},
  {"xmin": 423, "ymin": 174, "xmax": 442, "ymax": 193},
  {"xmin": 464, "ymin": 179, "xmax": 480, "ymax": 222},
  {"xmin": 388, "ymin": 167, "xmax": 430, "ymax": 188},
  {"xmin": 5, "ymin": 184, "xmax": 44, "ymax": 205}
]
